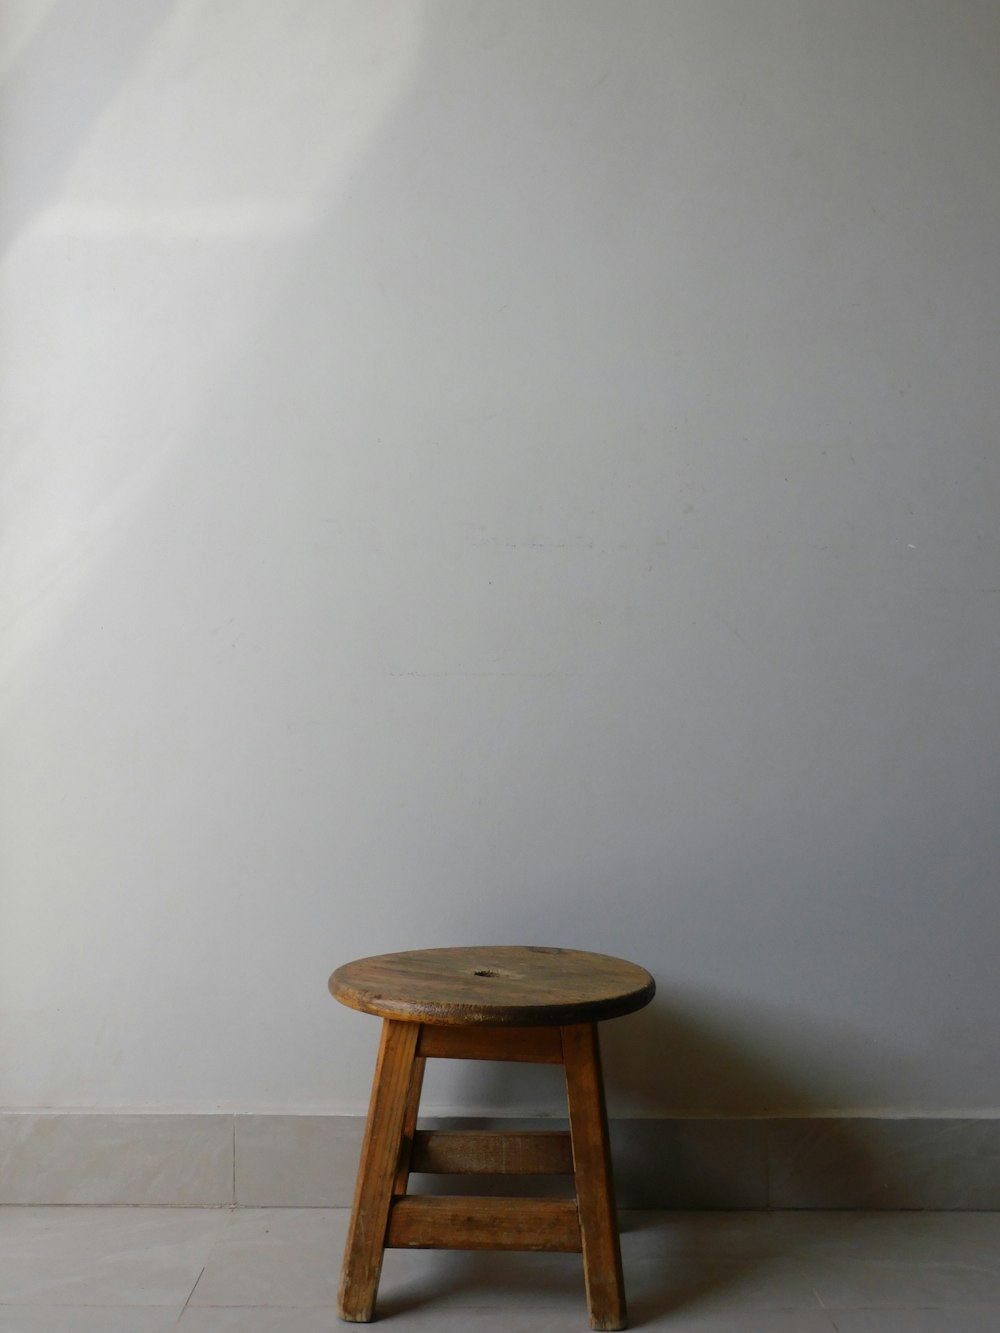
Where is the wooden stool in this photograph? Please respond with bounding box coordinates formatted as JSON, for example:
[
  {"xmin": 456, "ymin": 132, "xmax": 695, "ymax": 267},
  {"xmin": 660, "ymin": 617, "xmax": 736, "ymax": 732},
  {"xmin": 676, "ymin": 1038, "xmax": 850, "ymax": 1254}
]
[{"xmin": 329, "ymin": 945, "xmax": 655, "ymax": 1331}]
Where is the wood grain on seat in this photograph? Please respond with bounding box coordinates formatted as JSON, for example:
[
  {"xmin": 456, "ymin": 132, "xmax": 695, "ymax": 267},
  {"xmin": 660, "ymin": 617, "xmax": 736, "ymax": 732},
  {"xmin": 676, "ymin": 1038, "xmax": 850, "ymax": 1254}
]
[{"xmin": 329, "ymin": 945, "xmax": 655, "ymax": 1027}]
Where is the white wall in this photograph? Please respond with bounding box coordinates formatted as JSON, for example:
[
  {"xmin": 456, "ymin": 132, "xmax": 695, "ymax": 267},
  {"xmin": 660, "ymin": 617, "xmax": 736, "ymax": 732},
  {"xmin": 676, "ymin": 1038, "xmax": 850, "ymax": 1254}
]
[{"xmin": 2, "ymin": 0, "xmax": 999, "ymax": 1118}]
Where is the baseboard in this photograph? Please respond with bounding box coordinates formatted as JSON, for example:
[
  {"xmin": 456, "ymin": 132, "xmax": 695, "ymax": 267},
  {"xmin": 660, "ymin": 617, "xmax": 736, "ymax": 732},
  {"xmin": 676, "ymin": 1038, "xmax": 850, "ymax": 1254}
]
[{"xmin": 2, "ymin": 1112, "xmax": 998, "ymax": 1209}]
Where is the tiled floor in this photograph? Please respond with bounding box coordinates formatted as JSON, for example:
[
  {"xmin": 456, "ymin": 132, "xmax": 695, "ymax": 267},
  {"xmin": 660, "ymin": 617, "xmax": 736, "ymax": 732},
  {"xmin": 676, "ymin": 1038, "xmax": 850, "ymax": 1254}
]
[{"xmin": 0, "ymin": 1207, "xmax": 998, "ymax": 1331}]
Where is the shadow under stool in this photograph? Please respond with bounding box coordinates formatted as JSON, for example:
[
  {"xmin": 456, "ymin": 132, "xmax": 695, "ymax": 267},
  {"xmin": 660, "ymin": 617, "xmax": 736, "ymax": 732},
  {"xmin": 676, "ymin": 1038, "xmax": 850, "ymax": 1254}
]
[{"xmin": 329, "ymin": 945, "xmax": 655, "ymax": 1331}]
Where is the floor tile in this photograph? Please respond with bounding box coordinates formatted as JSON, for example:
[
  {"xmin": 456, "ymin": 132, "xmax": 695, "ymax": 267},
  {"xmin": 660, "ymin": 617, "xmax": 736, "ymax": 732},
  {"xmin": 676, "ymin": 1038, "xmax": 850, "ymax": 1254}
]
[
  {"xmin": 0, "ymin": 1310, "xmax": 182, "ymax": 1333},
  {"xmin": 0, "ymin": 1207, "xmax": 228, "ymax": 1307},
  {"xmin": 377, "ymin": 1246, "xmax": 589, "ymax": 1312},
  {"xmin": 381, "ymin": 1211, "xmax": 824, "ymax": 1317},
  {"xmin": 180, "ymin": 1310, "xmax": 599, "ymax": 1332},
  {"xmin": 191, "ymin": 1207, "xmax": 590, "ymax": 1312},
  {"xmin": 622, "ymin": 1209, "xmax": 795, "ymax": 1260},
  {"xmin": 622, "ymin": 1213, "xmax": 823, "ymax": 1317},
  {"xmin": 628, "ymin": 1258, "xmax": 824, "ymax": 1316},
  {"xmin": 783, "ymin": 1210, "xmax": 1000, "ymax": 1263},
  {"xmin": 829, "ymin": 1314, "xmax": 1000, "ymax": 1333},
  {"xmin": 3, "ymin": 1204, "xmax": 999, "ymax": 1331},
  {"xmin": 177, "ymin": 1308, "xmax": 838, "ymax": 1333},
  {"xmin": 784, "ymin": 1212, "xmax": 1000, "ymax": 1309},
  {"xmin": 177, "ymin": 1310, "xmax": 345, "ymax": 1332},
  {"xmin": 188, "ymin": 1209, "xmax": 343, "ymax": 1308},
  {"xmin": 633, "ymin": 1317, "xmax": 838, "ymax": 1333},
  {"xmin": 807, "ymin": 1257, "xmax": 1000, "ymax": 1309},
  {"xmin": 627, "ymin": 1208, "xmax": 821, "ymax": 1259},
  {"xmin": 189, "ymin": 1208, "xmax": 830, "ymax": 1322}
]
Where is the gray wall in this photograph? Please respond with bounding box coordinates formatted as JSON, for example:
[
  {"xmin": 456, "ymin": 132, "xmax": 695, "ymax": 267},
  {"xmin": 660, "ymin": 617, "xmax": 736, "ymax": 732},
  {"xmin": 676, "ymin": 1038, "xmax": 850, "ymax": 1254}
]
[{"xmin": 1, "ymin": 0, "xmax": 998, "ymax": 1118}]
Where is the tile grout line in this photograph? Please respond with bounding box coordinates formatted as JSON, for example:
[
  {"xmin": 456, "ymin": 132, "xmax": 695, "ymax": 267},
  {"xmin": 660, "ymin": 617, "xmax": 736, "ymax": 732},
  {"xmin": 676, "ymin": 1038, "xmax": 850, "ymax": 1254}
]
[
  {"xmin": 174, "ymin": 1202, "xmax": 236, "ymax": 1327},
  {"xmin": 174, "ymin": 1265, "xmax": 206, "ymax": 1329},
  {"xmin": 795, "ymin": 1245, "xmax": 830, "ymax": 1319}
]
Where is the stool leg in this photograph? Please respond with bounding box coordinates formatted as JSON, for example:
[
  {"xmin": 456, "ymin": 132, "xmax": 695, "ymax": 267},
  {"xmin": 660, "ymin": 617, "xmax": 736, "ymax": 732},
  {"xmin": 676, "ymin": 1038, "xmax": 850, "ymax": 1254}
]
[
  {"xmin": 339, "ymin": 1019, "xmax": 420, "ymax": 1322},
  {"xmin": 393, "ymin": 1053, "xmax": 426, "ymax": 1196},
  {"xmin": 562, "ymin": 1022, "xmax": 627, "ymax": 1332}
]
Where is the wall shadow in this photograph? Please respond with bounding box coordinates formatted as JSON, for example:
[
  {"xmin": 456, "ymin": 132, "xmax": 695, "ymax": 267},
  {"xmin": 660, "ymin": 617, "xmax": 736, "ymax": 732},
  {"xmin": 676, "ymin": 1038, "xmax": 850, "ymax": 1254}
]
[
  {"xmin": 385, "ymin": 992, "xmax": 902, "ymax": 1323},
  {"xmin": 601, "ymin": 999, "xmax": 888, "ymax": 1323}
]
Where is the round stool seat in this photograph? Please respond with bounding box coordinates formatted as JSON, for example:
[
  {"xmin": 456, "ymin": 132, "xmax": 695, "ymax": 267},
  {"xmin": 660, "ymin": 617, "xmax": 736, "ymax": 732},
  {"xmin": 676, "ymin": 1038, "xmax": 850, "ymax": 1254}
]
[{"xmin": 329, "ymin": 945, "xmax": 655, "ymax": 1028}]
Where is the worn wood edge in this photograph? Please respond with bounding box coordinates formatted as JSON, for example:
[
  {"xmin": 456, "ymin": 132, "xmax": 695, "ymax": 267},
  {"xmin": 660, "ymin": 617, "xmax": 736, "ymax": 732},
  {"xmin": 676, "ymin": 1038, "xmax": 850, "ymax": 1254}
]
[
  {"xmin": 328, "ymin": 983, "xmax": 655, "ymax": 1028},
  {"xmin": 386, "ymin": 1195, "xmax": 582, "ymax": 1252},
  {"xmin": 411, "ymin": 1129, "xmax": 574, "ymax": 1175}
]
